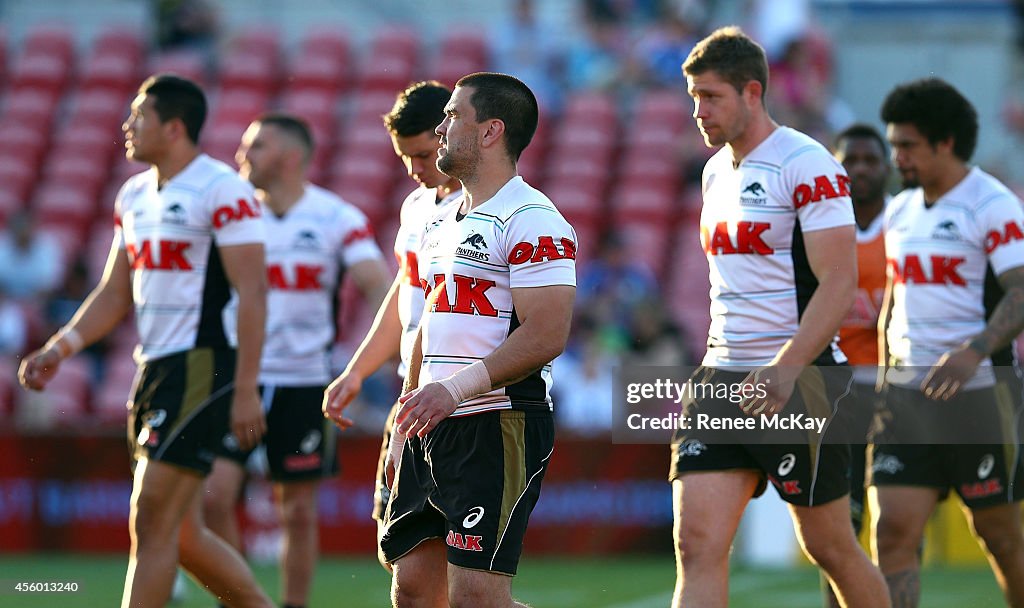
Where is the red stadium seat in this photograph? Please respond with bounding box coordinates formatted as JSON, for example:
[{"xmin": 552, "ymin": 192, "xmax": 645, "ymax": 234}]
[
  {"xmin": 80, "ymin": 51, "xmax": 142, "ymax": 91},
  {"xmin": 10, "ymin": 51, "xmax": 71, "ymax": 93},
  {"xmin": 336, "ymin": 120, "xmax": 395, "ymax": 163},
  {"xmin": 33, "ymin": 182, "xmax": 98, "ymax": 227},
  {"xmin": 619, "ymin": 150, "xmax": 680, "ymax": 188},
  {"xmin": 2, "ymin": 87, "xmax": 60, "ymax": 130},
  {"xmin": 43, "ymin": 151, "xmax": 110, "ymax": 197},
  {"xmin": 634, "ymin": 90, "xmax": 691, "ymax": 130},
  {"xmin": 349, "ymin": 90, "xmax": 400, "ymax": 123},
  {"xmin": 550, "ymin": 119, "xmax": 618, "ymax": 151},
  {"xmin": 358, "ymin": 52, "xmax": 417, "ymax": 93},
  {"xmin": 543, "ymin": 181, "xmax": 606, "ymax": 227},
  {"xmin": 52, "ymin": 123, "xmax": 122, "ymax": 158},
  {"xmin": 92, "ymin": 28, "xmax": 145, "ymax": 60},
  {"xmin": 0, "ymin": 120, "xmax": 49, "ymax": 167},
  {"xmin": 229, "ymin": 26, "xmax": 281, "ymax": 61},
  {"xmin": 289, "ymin": 29, "xmax": 352, "ymax": 93},
  {"xmin": 546, "ymin": 154, "xmax": 612, "ymax": 185},
  {"xmin": 610, "ymin": 181, "xmax": 678, "ymax": 223},
  {"xmin": 278, "ymin": 88, "xmax": 338, "ymax": 127},
  {"xmin": 68, "ymin": 88, "xmax": 127, "ymax": 125},
  {"xmin": 22, "ymin": 25, "xmax": 73, "ymax": 63},
  {"xmin": 0, "ymin": 358, "xmax": 16, "ymax": 418},
  {"xmin": 209, "ymin": 87, "xmax": 270, "ymax": 126},
  {"xmin": 0, "ymin": 187, "xmax": 25, "ymax": 222},
  {"xmin": 147, "ymin": 50, "xmax": 208, "ymax": 86},
  {"xmin": 219, "ymin": 48, "xmax": 279, "ymax": 92},
  {"xmin": 85, "ymin": 220, "xmax": 116, "ymax": 283},
  {"xmin": 368, "ymin": 26, "xmax": 419, "ymax": 65},
  {"xmin": 563, "ymin": 91, "xmax": 617, "ymax": 125},
  {"xmin": 201, "ymin": 121, "xmax": 248, "ymax": 165},
  {"xmin": 616, "ymin": 220, "xmax": 674, "ymax": 278},
  {"xmin": 0, "ymin": 154, "xmax": 38, "ymax": 202}
]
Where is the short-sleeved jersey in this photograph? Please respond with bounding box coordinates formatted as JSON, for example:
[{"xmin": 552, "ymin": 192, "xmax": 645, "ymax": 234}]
[
  {"xmin": 700, "ymin": 127, "xmax": 854, "ymax": 368},
  {"xmin": 394, "ymin": 186, "xmax": 463, "ymax": 376},
  {"xmin": 884, "ymin": 167, "xmax": 1024, "ymax": 389},
  {"xmin": 838, "ymin": 208, "xmax": 887, "ymax": 373},
  {"xmin": 418, "ymin": 176, "xmax": 576, "ymax": 416},
  {"xmin": 114, "ymin": 154, "xmax": 265, "ymax": 363},
  {"xmin": 225, "ymin": 184, "xmax": 384, "ymax": 386}
]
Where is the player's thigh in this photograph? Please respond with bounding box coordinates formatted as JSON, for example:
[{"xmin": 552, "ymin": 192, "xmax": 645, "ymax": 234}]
[
  {"xmin": 131, "ymin": 457, "xmax": 204, "ymax": 533},
  {"xmin": 788, "ymin": 495, "xmax": 860, "ymax": 558},
  {"xmin": 673, "ymin": 470, "xmax": 760, "ymax": 554},
  {"xmin": 867, "ymin": 484, "xmax": 940, "ymax": 550},
  {"xmin": 447, "ymin": 564, "xmax": 512, "ymax": 608},
  {"xmin": 391, "ymin": 538, "xmax": 448, "ymax": 599},
  {"xmin": 274, "ymin": 478, "xmax": 319, "ymax": 522},
  {"xmin": 204, "ymin": 458, "xmax": 247, "ymax": 511}
]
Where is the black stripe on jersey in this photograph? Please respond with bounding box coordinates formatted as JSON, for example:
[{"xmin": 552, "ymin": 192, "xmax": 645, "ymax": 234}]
[
  {"xmin": 195, "ymin": 243, "xmax": 231, "ymax": 349},
  {"xmin": 790, "ymin": 219, "xmax": 841, "ymax": 365},
  {"xmin": 330, "ymin": 263, "xmax": 345, "ymax": 347},
  {"xmin": 503, "ymin": 306, "xmax": 548, "ymax": 404},
  {"xmin": 983, "ymin": 262, "xmax": 1015, "ymax": 367}
]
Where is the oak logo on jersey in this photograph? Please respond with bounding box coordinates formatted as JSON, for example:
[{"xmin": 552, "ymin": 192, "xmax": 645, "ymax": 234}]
[
  {"xmin": 162, "ymin": 202, "xmax": 187, "ymax": 224},
  {"xmin": 507, "ymin": 236, "xmax": 576, "ymax": 265},
  {"xmin": 127, "ymin": 240, "xmax": 193, "ymax": 270},
  {"xmin": 960, "ymin": 478, "xmax": 1003, "ymax": 500},
  {"xmin": 984, "ymin": 220, "xmax": 1024, "ymax": 254},
  {"xmin": 701, "ymin": 221, "xmax": 773, "ymax": 255},
  {"xmin": 423, "ymin": 274, "xmax": 499, "ymax": 317},
  {"xmin": 767, "ymin": 475, "xmax": 801, "ymax": 496},
  {"xmin": 931, "ymin": 220, "xmax": 962, "ymax": 241},
  {"xmin": 792, "ymin": 174, "xmax": 851, "ymax": 209},
  {"xmin": 268, "ymin": 263, "xmax": 323, "ymax": 291},
  {"xmin": 888, "ymin": 254, "xmax": 966, "ymax": 286},
  {"xmin": 212, "ymin": 197, "xmax": 260, "ymax": 228},
  {"xmin": 446, "ymin": 530, "xmax": 483, "ymax": 552}
]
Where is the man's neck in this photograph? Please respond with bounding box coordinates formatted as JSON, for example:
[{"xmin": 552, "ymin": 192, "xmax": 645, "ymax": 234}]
[
  {"xmin": 853, "ymin": 198, "xmax": 885, "ymax": 231},
  {"xmin": 435, "ymin": 179, "xmax": 461, "ymax": 203},
  {"xmin": 923, "ymin": 162, "xmax": 970, "ymax": 206},
  {"xmin": 260, "ymin": 178, "xmax": 306, "ymax": 216},
  {"xmin": 728, "ymin": 113, "xmax": 778, "ymax": 168},
  {"xmin": 460, "ymin": 165, "xmax": 516, "ymax": 214},
  {"xmin": 154, "ymin": 148, "xmax": 201, "ymax": 189}
]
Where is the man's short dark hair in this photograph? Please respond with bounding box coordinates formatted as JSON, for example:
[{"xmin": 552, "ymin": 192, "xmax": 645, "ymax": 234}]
[
  {"xmin": 383, "ymin": 80, "xmax": 452, "ymax": 138},
  {"xmin": 139, "ymin": 73, "xmax": 207, "ymax": 144},
  {"xmin": 880, "ymin": 78, "xmax": 978, "ymax": 162},
  {"xmin": 834, "ymin": 123, "xmax": 888, "ymax": 157},
  {"xmin": 255, "ymin": 112, "xmax": 314, "ymax": 162},
  {"xmin": 683, "ymin": 26, "xmax": 769, "ymax": 101},
  {"xmin": 455, "ymin": 72, "xmax": 538, "ymax": 161}
]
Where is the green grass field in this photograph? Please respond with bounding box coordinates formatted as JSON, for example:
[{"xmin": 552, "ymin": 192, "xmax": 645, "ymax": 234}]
[
  {"xmin": 0, "ymin": 552, "xmax": 1007, "ymax": 605},
  {"xmin": 0, "ymin": 555, "xmax": 1005, "ymax": 607}
]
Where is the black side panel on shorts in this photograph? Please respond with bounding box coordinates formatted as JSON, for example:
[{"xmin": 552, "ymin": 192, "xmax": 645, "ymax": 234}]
[
  {"xmin": 503, "ymin": 306, "xmax": 547, "ymax": 403},
  {"xmin": 195, "ymin": 243, "xmax": 231, "ymax": 349}
]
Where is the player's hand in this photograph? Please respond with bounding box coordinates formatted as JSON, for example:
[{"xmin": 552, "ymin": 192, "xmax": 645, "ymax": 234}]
[
  {"xmin": 230, "ymin": 385, "xmax": 266, "ymax": 450},
  {"xmin": 17, "ymin": 348, "xmax": 62, "ymax": 391},
  {"xmin": 394, "ymin": 382, "xmax": 457, "ymax": 438},
  {"xmin": 739, "ymin": 365, "xmax": 798, "ymax": 416},
  {"xmin": 921, "ymin": 343, "xmax": 983, "ymax": 401},
  {"xmin": 323, "ymin": 370, "xmax": 362, "ymax": 431}
]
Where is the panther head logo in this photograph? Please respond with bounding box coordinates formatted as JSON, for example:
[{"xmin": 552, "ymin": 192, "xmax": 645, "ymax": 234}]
[
  {"xmin": 742, "ymin": 182, "xmax": 766, "ymax": 196},
  {"xmin": 461, "ymin": 233, "xmax": 487, "ymax": 250}
]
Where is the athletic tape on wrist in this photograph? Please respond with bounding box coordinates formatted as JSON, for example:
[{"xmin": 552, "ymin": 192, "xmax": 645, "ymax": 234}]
[{"xmin": 437, "ymin": 360, "xmax": 492, "ymax": 405}]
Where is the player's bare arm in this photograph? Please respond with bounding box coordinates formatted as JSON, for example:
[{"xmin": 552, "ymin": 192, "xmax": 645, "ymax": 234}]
[
  {"xmin": 323, "ymin": 273, "xmax": 403, "ymax": 429},
  {"xmin": 395, "ymin": 284, "xmax": 575, "ymax": 438},
  {"xmin": 923, "ymin": 265, "xmax": 1024, "ymax": 400},
  {"xmin": 19, "ymin": 241, "xmax": 133, "ymax": 391},
  {"xmin": 219, "ymin": 242, "xmax": 268, "ymax": 450},
  {"xmin": 876, "ymin": 270, "xmax": 895, "ymax": 392},
  {"xmin": 743, "ymin": 224, "xmax": 857, "ymax": 414}
]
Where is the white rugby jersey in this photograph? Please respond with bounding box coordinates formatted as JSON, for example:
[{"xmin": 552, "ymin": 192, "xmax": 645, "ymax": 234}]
[
  {"xmin": 114, "ymin": 154, "xmax": 265, "ymax": 363},
  {"xmin": 884, "ymin": 167, "xmax": 1024, "ymax": 389},
  {"xmin": 226, "ymin": 184, "xmax": 384, "ymax": 386},
  {"xmin": 699, "ymin": 127, "xmax": 854, "ymax": 368},
  {"xmin": 418, "ymin": 176, "xmax": 576, "ymax": 416},
  {"xmin": 394, "ymin": 186, "xmax": 463, "ymax": 376}
]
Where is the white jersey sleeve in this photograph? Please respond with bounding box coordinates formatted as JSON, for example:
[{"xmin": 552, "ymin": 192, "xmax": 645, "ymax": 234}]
[
  {"xmin": 503, "ymin": 204, "xmax": 577, "ymax": 289},
  {"xmin": 786, "ymin": 145, "xmax": 854, "ymax": 233},
  {"xmin": 205, "ymin": 173, "xmax": 266, "ymax": 246},
  {"xmin": 979, "ymin": 189, "xmax": 1024, "ymax": 276}
]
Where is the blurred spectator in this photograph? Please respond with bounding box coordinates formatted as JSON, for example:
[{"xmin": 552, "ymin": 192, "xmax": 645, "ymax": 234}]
[
  {"xmin": 628, "ymin": 0, "xmax": 706, "ymax": 89},
  {"xmin": 0, "ymin": 212, "xmax": 64, "ymax": 303},
  {"xmin": 156, "ymin": 0, "xmax": 220, "ymax": 52},
  {"xmin": 768, "ymin": 32, "xmax": 854, "ymax": 143},
  {"xmin": 492, "ymin": 0, "xmax": 565, "ymax": 111},
  {"xmin": 625, "ymin": 299, "xmax": 692, "ymax": 366},
  {"xmin": 553, "ymin": 313, "xmax": 619, "ymax": 435},
  {"xmin": 565, "ymin": 0, "xmax": 634, "ymax": 92},
  {"xmin": 577, "ymin": 231, "xmax": 659, "ymax": 340},
  {"xmin": 0, "ymin": 292, "xmax": 27, "ymax": 357}
]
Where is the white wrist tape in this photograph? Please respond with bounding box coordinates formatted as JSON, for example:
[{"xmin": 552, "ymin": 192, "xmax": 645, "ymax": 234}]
[
  {"xmin": 46, "ymin": 327, "xmax": 84, "ymax": 360},
  {"xmin": 437, "ymin": 360, "xmax": 492, "ymax": 405}
]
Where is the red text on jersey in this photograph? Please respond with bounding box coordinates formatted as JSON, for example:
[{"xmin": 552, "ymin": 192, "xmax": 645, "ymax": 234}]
[
  {"xmin": 508, "ymin": 236, "xmax": 576, "ymax": 265},
  {"xmin": 422, "ymin": 274, "xmax": 499, "ymax": 317},
  {"xmin": 127, "ymin": 240, "xmax": 193, "ymax": 270},
  {"xmin": 398, "ymin": 251, "xmax": 420, "ymax": 286},
  {"xmin": 984, "ymin": 221, "xmax": 1024, "ymax": 254},
  {"xmin": 212, "ymin": 198, "xmax": 260, "ymax": 228},
  {"xmin": 888, "ymin": 255, "xmax": 966, "ymax": 286},
  {"xmin": 267, "ymin": 264, "xmax": 323, "ymax": 291},
  {"xmin": 701, "ymin": 221, "xmax": 774, "ymax": 255},
  {"xmin": 792, "ymin": 174, "xmax": 851, "ymax": 209},
  {"xmin": 446, "ymin": 531, "xmax": 483, "ymax": 551}
]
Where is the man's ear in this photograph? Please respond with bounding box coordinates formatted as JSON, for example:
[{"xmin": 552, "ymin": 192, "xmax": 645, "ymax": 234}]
[
  {"xmin": 480, "ymin": 119, "xmax": 506, "ymax": 151},
  {"xmin": 743, "ymin": 80, "xmax": 763, "ymax": 107}
]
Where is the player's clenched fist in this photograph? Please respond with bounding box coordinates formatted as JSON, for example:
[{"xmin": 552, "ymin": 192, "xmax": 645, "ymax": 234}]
[
  {"xmin": 394, "ymin": 383, "xmax": 457, "ymax": 438},
  {"xmin": 18, "ymin": 348, "xmax": 63, "ymax": 391}
]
